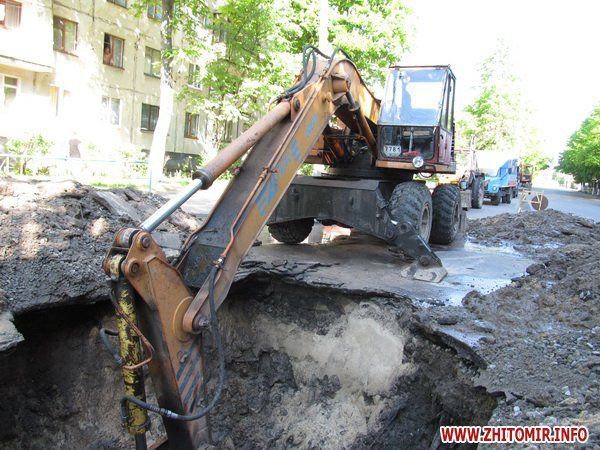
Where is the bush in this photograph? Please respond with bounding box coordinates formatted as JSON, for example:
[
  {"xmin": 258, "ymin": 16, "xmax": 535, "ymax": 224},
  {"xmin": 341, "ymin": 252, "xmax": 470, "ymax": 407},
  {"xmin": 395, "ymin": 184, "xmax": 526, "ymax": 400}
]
[{"xmin": 4, "ymin": 134, "xmax": 52, "ymax": 175}]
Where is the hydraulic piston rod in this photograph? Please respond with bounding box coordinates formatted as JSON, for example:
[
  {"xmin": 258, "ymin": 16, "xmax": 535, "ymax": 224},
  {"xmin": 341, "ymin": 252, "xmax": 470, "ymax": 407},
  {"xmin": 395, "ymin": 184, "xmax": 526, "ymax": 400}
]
[{"xmin": 140, "ymin": 101, "xmax": 291, "ymax": 232}]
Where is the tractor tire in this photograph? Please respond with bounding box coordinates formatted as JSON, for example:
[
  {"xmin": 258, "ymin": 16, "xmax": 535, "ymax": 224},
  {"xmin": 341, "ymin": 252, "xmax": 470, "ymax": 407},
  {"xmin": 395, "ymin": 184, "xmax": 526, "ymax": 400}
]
[
  {"xmin": 490, "ymin": 194, "xmax": 501, "ymax": 206},
  {"xmin": 471, "ymin": 177, "xmax": 484, "ymax": 209},
  {"xmin": 430, "ymin": 184, "xmax": 462, "ymax": 245},
  {"xmin": 389, "ymin": 181, "xmax": 433, "ymax": 242},
  {"xmin": 502, "ymin": 188, "xmax": 512, "ymax": 204},
  {"xmin": 268, "ymin": 218, "xmax": 314, "ymax": 244}
]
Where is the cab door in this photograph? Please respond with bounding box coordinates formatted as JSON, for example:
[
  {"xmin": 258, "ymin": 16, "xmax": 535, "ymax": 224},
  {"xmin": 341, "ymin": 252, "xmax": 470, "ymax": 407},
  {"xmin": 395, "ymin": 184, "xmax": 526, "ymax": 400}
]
[{"xmin": 437, "ymin": 74, "xmax": 455, "ymax": 165}]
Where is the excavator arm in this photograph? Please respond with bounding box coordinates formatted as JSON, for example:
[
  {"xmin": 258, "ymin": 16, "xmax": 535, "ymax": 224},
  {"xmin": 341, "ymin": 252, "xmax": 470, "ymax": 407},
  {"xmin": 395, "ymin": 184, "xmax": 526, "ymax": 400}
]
[{"xmin": 102, "ymin": 49, "xmax": 444, "ymax": 449}]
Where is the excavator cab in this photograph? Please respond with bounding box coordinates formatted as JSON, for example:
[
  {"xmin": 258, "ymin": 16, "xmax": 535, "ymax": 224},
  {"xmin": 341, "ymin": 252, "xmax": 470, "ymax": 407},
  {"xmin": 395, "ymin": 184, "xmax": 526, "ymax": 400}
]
[{"xmin": 376, "ymin": 66, "xmax": 456, "ymax": 173}]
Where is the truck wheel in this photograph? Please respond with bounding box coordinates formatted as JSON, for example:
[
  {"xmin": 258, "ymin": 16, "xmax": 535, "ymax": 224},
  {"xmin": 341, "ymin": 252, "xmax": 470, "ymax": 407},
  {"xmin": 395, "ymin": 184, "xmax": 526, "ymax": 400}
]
[
  {"xmin": 430, "ymin": 184, "xmax": 461, "ymax": 245},
  {"xmin": 490, "ymin": 194, "xmax": 501, "ymax": 206},
  {"xmin": 512, "ymin": 187, "xmax": 518, "ymax": 198},
  {"xmin": 502, "ymin": 188, "xmax": 512, "ymax": 204},
  {"xmin": 471, "ymin": 177, "xmax": 484, "ymax": 209},
  {"xmin": 268, "ymin": 218, "xmax": 314, "ymax": 244},
  {"xmin": 389, "ymin": 181, "xmax": 432, "ymax": 242}
]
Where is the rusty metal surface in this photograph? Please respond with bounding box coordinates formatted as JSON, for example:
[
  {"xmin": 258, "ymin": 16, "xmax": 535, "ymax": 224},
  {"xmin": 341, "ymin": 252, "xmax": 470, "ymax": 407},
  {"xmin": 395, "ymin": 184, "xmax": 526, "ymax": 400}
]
[
  {"xmin": 200, "ymin": 101, "xmax": 291, "ymax": 185},
  {"xmin": 374, "ymin": 159, "xmax": 457, "ymax": 173},
  {"xmin": 104, "ymin": 229, "xmax": 209, "ymax": 447},
  {"xmin": 109, "ymin": 261, "xmax": 149, "ymax": 437},
  {"xmin": 179, "ymin": 57, "xmax": 381, "ymax": 333},
  {"xmin": 531, "ymin": 193, "xmax": 549, "ymax": 211}
]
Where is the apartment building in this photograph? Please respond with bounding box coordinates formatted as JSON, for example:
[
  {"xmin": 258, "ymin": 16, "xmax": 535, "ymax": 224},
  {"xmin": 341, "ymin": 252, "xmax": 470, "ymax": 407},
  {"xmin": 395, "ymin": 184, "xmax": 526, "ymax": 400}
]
[{"xmin": 0, "ymin": 0, "xmax": 210, "ymax": 163}]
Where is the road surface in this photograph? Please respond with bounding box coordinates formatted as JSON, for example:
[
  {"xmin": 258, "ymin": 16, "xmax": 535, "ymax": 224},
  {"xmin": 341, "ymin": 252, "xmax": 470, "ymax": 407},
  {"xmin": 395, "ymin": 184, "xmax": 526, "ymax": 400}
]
[
  {"xmin": 467, "ymin": 186, "xmax": 600, "ymax": 221},
  {"xmin": 163, "ymin": 182, "xmax": 600, "ymax": 222}
]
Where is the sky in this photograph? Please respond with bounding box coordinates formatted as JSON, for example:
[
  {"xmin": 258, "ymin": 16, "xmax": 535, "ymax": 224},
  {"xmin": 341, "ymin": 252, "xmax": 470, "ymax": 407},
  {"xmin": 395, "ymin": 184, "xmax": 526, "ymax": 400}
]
[{"xmin": 402, "ymin": 0, "xmax": 600, "ymax": 159}]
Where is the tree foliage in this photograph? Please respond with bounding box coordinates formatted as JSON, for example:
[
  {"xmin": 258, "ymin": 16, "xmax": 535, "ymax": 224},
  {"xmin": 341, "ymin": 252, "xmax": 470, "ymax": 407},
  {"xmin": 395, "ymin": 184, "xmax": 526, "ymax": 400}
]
[
  {"xmin": 132, "ymin": 0, "xmax": 411, "ymax": 165},
  {"xmin": 456, "ymin": 44, "xmax": 530, "ymax": 152},
  {"xmin": 184, "ymin": 0, "xmax": 411, "ymax": 149},
  {"xmin": 284, "ymin": 0, "xmax": 411, "ymax": 84},
  {"xmin": 558, "ymin": 104, "xmax": 600, "ymax": 183},
  {"xmin": 521, "ymin": 148, "xmax": 552, "ymax": 174},
  {"xmin": 456, "ymin": 43, "xmax": 552, "ymax": 175}
]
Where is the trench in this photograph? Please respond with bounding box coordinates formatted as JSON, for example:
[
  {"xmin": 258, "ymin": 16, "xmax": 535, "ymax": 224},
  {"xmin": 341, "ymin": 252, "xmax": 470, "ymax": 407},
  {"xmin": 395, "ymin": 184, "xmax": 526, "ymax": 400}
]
[{"xmin": 0, "ymin": 275, "xmax": 497, "ymax": 449}]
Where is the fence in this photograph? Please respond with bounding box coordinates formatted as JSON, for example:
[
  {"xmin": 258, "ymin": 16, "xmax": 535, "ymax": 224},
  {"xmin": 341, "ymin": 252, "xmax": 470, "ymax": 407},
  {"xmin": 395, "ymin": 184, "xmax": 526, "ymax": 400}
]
[{"xmin": 0, "ymin": 153, "xmax": 152, "ymax": 191}]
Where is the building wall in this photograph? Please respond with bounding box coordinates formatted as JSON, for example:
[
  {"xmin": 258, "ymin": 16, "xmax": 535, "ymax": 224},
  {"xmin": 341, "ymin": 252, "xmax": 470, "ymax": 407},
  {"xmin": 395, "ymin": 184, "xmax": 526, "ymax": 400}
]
[{"xmin": 0, "ymin": 0, "xmax": 209, "ymax": 159}]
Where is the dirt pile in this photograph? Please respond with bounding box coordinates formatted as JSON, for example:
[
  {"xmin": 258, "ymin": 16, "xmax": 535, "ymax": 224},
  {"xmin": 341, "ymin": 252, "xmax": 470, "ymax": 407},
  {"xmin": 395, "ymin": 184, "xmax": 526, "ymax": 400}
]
[
  {"xmin": 468, "ymin": 209, "xmax": 600, "ymax": 257},
  {"xmin": 415, "ymin": 210, "xmax": 600, "ymax": 444},
  {"xmin": 0, "ymin": 178, "xmax": 200, "ymax": 316}
]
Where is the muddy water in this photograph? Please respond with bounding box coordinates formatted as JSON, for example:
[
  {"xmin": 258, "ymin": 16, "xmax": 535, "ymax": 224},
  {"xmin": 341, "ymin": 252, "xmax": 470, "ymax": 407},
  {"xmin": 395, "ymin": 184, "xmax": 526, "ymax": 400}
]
[
  {"xmin": 0, "ymin": 276, "xmax": 496, "ymax": 449},
  {"xmin": 208, "ymin": 276, "xmax": 496, "ymax": 448}
]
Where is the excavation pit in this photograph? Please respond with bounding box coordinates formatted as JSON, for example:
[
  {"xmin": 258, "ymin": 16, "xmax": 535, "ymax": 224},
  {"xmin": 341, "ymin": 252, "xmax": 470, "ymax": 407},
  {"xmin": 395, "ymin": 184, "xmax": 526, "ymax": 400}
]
[{"xmin": 0, "ymin": 275, "xmax": 497, "ymax": 449}]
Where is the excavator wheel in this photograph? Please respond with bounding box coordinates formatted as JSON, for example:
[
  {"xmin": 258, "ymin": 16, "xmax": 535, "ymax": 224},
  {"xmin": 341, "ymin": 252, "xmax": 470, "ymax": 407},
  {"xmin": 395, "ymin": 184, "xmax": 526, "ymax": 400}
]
[
  {"xmin": 471, "ymin": 177, "xmax": 484, "ymax": 209},
  {"xmin": 389, "ymin": 181, "xmax": 433, "ymax": 242},
  {"xmin": 430, "ymin": 184, "xmax": 461, "ymax": 245},
  {"xmin": 268, "ymin": 218, "xmax": 314, "ymax": 244}
]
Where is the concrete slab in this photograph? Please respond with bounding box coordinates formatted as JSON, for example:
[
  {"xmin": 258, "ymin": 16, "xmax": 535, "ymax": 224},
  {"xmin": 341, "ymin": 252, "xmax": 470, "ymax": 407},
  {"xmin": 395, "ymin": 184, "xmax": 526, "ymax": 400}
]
[{"xmin": 241, "ymin": 233, "xmax": 533, "ymax": 306}]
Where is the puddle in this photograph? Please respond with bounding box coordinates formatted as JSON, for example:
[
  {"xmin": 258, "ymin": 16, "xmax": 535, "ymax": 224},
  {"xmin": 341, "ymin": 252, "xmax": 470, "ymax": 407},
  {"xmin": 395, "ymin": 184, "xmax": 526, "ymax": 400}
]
[{"xmin": 463, "ymin": 240, "xmax": 519, "ymax": 255}]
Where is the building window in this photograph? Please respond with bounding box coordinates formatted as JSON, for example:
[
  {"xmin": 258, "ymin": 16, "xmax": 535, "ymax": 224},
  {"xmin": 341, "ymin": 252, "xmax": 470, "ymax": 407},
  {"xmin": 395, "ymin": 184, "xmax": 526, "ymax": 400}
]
[
  {"xmin": 213, "ymin": 12, "xmax": 227, "ymax": 43},
  {"xmin": 1, "ymin": 75, "xmax": 18, "ymax": 107},
  {"xmin": 147, "ymin": 3, "xmax": 162, "ymax": 20},
  {"xmin": 0, "ymin": 0, "xmax": 21, "ymax": 28},
  {"xmin": 188, "ymin": 64, "xmax": 202, "ymax": 89},
  {"xmin": 103, "ymin": 34, "xmax": 124, "ymax": 68},
  {"xmin": 141, "ymin": 103, "xmax": 159, "ymax": 131},
  {"xmin": 185, "ymin": 113, "xmax": 199, "ymax": 139},
  {"xmin": 144, "ymin": 47, "xmax": 161, "ymax": 78},
  {"xmin": 102, "ymin": 96, "xmax": 121, "ymax": 125},
  {"xmin": 53, "ymin": 17, "xmax": 77, "ymax": 54},
  {"xmin": 107, "ymin": 0, "xmax": 127, "ymax": 7}
]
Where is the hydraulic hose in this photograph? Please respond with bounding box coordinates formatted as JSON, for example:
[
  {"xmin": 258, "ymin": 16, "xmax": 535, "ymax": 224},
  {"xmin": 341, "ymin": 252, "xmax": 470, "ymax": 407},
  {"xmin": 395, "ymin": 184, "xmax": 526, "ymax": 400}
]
[
  {"xmin": 99, "ymin": 328, "xmax": 123, "ymax": 365},
  {"xmin": 278, "ymin": 46, "xmax": 353, "ymax": 101},
  {"xmin": 121, "ymin": 264, "xmax": 225, "ymax": 421}
]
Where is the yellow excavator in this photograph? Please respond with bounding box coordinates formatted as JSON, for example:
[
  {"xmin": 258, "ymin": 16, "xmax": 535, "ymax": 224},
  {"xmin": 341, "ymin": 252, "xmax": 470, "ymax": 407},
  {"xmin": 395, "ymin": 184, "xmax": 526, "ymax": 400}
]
[{"xmin": 102, "ymin": 46, "xmax": 461, "ymax": 448}]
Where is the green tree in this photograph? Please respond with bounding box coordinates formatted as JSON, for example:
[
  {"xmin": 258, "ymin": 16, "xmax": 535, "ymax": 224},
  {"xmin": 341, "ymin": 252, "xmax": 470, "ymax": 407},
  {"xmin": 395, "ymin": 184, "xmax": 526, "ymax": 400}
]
[
  {"xmin": 522, "ymin": 147, "xmax": 552, "ymax": 174},
  {"xmin": 456, "ymin": 43, "xmax": 529, "ymax": 151},
  {"xmin": 132, "ymin": 0, "xmax": 212, "ymax": 185},
  {"xmin": 184, "ymin": 0, "xmax": 412, "ymax": 152},
  {"xmin": 457, "ymin": 42, "xmax": 552, "ymax": 174},
  {"xmin": 558, "ymin": 104, "xmax": 600, "ymax": 183},
  {"xmin": 285, "ymin": 0, "xmax": 411, "ymax": 84}
]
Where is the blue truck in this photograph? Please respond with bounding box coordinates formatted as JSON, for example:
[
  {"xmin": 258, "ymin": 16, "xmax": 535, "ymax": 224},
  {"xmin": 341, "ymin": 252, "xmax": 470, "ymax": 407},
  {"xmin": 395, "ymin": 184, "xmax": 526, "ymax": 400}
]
[{"xmin": 478, "ymin": 153, "xmax": 520, "ymax": 205}]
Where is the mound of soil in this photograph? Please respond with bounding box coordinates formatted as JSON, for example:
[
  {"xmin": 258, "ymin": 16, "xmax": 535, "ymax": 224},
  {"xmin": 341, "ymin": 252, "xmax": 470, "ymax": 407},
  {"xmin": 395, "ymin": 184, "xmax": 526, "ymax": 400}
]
[
  {"xmin": 0, "ymin": 178, "xmax": 200, "ymax": 316},
  {"xmin": 416, "ymin": 210, "xmax": 600, "ymax": 444},
  {"xmin": 468, "ymin": 209, "xmax": 599, "ymax": 257}
]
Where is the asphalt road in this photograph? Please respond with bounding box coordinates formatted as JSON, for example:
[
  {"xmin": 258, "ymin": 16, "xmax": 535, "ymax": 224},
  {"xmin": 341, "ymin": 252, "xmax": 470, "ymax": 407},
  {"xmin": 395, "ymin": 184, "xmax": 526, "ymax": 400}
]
[
  {"xmin": 163, "ymin": 182, "xmax": 600, "ymax": 223},
  {"xmin": 467, "ymin": 186, "xmax": 600, "ymax": 222}
]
